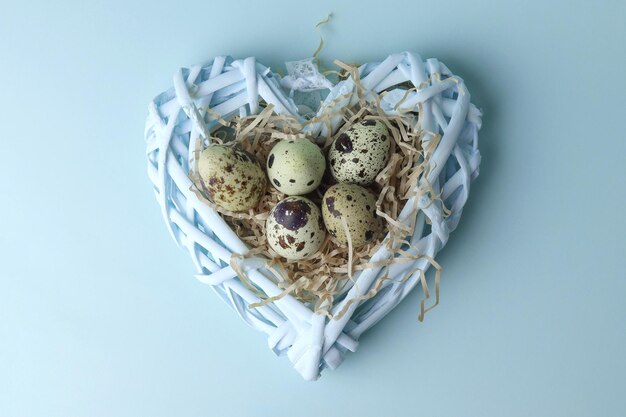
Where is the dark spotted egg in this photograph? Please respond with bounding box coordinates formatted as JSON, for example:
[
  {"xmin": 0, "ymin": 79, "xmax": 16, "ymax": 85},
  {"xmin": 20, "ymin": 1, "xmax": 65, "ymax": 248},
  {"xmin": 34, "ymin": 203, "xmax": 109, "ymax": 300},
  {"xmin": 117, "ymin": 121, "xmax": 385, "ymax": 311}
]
[
  {"xmin": 328, "ymin": 120, "xmax": 390, "ymax": 185},
  {"xmin": 322, "ymin": 183, "xmax": 383, "ymax": 247},
  {"xmin": 266, "ymin": 196, "xmax": 325, "ymax": 260},
  {"xmin": 267, "ymin": 138, "xmax": 325, "ymax": 195},
  {"xmin": 197, "ymin": 144, "xmax": 266, "ymax": 212}
]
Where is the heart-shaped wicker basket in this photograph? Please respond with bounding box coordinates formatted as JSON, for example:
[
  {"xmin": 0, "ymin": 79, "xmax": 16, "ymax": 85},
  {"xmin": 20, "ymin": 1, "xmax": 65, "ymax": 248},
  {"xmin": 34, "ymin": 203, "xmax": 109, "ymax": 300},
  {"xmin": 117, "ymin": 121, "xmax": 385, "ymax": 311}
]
[{"xmin": 145, "ymin": 51, "xmax": 482, "ymax": 380}]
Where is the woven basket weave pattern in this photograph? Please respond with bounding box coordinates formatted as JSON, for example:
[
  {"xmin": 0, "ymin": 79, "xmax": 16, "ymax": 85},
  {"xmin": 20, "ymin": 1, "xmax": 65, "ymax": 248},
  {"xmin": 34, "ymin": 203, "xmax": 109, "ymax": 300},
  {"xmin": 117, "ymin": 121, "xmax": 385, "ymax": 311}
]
[{"xmin": 145, "ymin": 51, "xmax": 482, "ymax": 380}]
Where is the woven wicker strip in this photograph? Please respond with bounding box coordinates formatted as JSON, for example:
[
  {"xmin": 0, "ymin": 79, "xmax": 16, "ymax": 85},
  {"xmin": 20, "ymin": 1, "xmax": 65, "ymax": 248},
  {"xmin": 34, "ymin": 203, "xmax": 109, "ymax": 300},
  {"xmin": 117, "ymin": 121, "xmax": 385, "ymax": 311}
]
[{"xmin": 145, "ymin": 51, "xmax": 482, "ymax": 380}]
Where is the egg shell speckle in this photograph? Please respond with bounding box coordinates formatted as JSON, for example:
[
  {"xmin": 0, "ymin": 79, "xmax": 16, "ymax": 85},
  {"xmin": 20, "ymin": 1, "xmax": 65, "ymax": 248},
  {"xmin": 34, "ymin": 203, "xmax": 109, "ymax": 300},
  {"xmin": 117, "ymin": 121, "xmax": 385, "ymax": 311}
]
[
  {"xmin": 267, "ymin": 138, "xmax": 326, "ymax": 195},
  {"xmin": 329, "ymin": 120, "xmax": 390, "ymax": 185},
  {"xmin": 198, "ymin": 145, "xmax": 266, "ymax": 212},
  {"xmin": 266, "ymin": 196, "xmax": 325, "ymax": 260},
  {"xmin": 322, "ymin": 183, "xmax": 383, "ymax": 247}
]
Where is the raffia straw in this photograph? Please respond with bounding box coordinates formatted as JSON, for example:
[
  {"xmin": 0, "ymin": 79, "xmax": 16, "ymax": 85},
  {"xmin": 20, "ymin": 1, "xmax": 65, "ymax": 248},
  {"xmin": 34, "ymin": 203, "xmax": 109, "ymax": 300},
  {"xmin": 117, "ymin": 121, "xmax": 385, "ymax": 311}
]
[
  {"xmin": 341, "ymin": 216, "xmax": 354, "ymax": 281},
  {"xmin": 229, "ymin": 250, "xmax": 270, "ymax": 299},
  {"xmin": 312, "ymin": 13, "xmax": 332, "ymax": 68},
  {"xmin": 190, "ymin": 60, "xmax": 450, "ymax": 321}
]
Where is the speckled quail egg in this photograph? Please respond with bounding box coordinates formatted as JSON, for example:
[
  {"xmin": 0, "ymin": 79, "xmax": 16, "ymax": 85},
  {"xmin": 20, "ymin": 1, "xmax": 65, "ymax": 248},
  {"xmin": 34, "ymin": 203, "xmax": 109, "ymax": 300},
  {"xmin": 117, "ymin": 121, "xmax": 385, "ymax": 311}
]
[
  {"xmin": 328, "ymin": 120, "xmax": 390, "ymax": 185},
  {"xmin": 322, "ymin": 183, "xmax": 383, "ymax": 247},
  {"xmin": 266, "ymin": 196, "xmax": 326, "ymax": 260},
  {"xmin": 197, "ymin": 144, "xmax": 266, "ymax": 212},
  {"xmin": 267, "ymin": 137, "xmax": 326, "ymax": 195}
]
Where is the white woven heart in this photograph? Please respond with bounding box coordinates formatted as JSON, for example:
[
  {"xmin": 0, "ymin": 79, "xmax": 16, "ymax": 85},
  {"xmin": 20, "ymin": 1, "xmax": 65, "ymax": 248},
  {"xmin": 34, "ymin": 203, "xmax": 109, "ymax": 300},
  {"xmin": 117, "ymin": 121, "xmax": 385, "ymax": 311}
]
[{"xmin": 145, "ymin": 51, "xmax": 482, "ymax": 380}]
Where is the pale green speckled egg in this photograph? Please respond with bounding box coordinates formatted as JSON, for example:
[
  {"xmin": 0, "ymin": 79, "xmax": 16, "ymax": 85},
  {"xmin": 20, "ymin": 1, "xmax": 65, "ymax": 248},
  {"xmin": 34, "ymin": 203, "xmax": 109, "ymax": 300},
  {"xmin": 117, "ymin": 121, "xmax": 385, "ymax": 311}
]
[
  {"xmin": 267, "ymin": 138, "xmax": 326, "ymax": 195},
  {"xmin": 266, "ymin": 196, "xmax": 326, "ymax": 260},
  {"xmin": 321, "ymin": 183, "xmax": 383, "ymax": 247},
  {"xmin": 328, "ymin": 120, "xmax": 390, "ymax": 185},
  {"xmin": 197, "ymin": 144, "xmax": 266, "ymax": 212}
]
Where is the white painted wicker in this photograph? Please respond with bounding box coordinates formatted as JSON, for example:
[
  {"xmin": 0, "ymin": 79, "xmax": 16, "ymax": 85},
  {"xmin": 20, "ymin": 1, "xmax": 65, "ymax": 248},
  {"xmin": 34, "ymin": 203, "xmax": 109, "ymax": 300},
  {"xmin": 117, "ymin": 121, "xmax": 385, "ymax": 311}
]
[{"xmin": 145, "ymin": 51, "xmax": 482, "ymax": 380}]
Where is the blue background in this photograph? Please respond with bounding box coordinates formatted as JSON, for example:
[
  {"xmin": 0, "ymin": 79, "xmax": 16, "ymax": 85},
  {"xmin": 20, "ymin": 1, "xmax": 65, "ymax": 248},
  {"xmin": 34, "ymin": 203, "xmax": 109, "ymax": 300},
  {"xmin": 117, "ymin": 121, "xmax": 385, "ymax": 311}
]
[{"xmin": 2, "ymin": 1, "xmax": 625, "ymax": 416}]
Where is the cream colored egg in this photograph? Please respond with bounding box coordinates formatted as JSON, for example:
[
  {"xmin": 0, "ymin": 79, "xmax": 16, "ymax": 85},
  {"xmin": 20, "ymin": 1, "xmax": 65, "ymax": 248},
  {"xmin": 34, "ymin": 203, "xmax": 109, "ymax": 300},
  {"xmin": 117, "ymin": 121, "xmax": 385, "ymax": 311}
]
[
  {"xmin": 267, "ymin": 138, "xmax": 326, "ymax": 195},
  {"xmin": 266, "ymin": 196, "xmax": 325, "ymax": 260},
  {"xmin": 328, "ymin": 120, "xmax": 390, "ymax": 185},
  {"xmin": 197, "ymin": 144, "xmax": 266, "ymax": 212},
  {"xmin": 321, "ymin": 183, "xmax": 383, "ymax": 247}
]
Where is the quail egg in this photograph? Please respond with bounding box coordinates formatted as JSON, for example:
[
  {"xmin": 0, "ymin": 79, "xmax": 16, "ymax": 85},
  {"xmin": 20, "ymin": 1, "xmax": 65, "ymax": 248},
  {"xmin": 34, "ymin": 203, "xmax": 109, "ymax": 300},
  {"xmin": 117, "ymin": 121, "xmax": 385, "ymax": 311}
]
[
  {"xmin": 197, "ymin": 144, "xmax": 266, "ymax": 212},
  {"xmin": 321, "ymin": 183, "xmax": 383, "ymax": 247},
  {"xmin": 266, "ymin": 196, "xmax": 326, "ymax": 260},
  {"xmin": 267, "ymin": 137, "xmax": 326, "ymax": 195},
  {"xmin": 328, "ymin": 120, "xmax": 390, "ymax": 185}
]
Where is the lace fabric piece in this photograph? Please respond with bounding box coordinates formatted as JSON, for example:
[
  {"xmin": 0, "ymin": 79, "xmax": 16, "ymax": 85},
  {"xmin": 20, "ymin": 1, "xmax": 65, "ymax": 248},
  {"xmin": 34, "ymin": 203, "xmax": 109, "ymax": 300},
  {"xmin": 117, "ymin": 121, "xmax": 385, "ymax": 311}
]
[{"xmin": 281, "ymin": 58, "xmax": 333, "ymax": 92}]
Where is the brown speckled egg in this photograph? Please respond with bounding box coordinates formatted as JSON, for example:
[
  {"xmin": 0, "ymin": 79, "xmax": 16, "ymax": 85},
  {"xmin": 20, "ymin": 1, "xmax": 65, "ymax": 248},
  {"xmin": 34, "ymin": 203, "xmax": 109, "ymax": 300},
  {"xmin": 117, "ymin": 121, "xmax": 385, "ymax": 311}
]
[
  {"xmin": 328, "ymin": 120, "xmax": 390, "ymax": 185},
  {"xmin": 322, "ymin": 183, "xmax": 383, "ymax": 247},
  {"xmin": 266, "ymin": 196, "xmax": 325, "ymax": 260},
  {"xmin": 197, "ymin": 144, "xmax": 266, "ymax": 212},
  {"xmin": 267, "ymin": 138, "xmax": 325, "ymax": 195}
]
